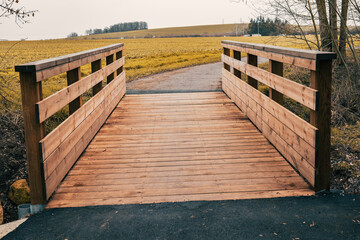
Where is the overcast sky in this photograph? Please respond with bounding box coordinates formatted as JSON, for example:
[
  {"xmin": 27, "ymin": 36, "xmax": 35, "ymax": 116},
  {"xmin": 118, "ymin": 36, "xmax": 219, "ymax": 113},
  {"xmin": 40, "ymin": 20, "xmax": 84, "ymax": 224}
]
[{"xmin": 1, "ymin": 0, "xmax": 257, "ymax": 40}]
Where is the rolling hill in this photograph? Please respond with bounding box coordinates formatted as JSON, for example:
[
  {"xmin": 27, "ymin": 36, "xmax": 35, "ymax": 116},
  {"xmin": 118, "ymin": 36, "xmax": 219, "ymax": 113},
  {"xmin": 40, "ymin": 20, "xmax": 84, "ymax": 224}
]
[{"xmin": 78, "ymin": 24, "xmax": 248, "ymax": 39}]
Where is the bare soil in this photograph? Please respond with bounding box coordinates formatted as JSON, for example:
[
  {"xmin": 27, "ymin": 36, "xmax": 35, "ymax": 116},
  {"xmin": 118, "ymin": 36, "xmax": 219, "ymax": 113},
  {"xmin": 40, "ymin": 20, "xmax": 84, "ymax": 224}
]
[{"xmin": 0, "ymin": 110, "xmax": 28, "ymax": 224}]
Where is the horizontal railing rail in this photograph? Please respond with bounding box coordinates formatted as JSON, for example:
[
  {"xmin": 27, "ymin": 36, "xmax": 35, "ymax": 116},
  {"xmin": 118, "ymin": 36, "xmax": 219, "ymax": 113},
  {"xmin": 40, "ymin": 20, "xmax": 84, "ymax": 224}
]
[
  {"xmin": 221, "ymin": 40, "xmax": 336, "ymax": 191},
  {"xmin": 16, "ymin": 44, "xmax": 126, "ymax": 204}
]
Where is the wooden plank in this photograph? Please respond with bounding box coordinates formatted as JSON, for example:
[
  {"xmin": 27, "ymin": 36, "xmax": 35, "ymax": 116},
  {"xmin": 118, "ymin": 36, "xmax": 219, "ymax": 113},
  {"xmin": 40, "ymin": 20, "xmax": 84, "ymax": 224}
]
[
  {"xmin": 47, "ymin": 189, "xmax": 314, "ymax": 208},
  {"xmin": 36, "ymin": 57, "xmax": 125, "ymax": 123},
  {"xmin": 15, "ymin": 44, "xmax": 123, "ymax": 73},
  {"xmin": 16, "ymin": 45, "xmax": 124, "ymax": 82},
  {"xmin": 310, "ymin": 60, "xmax": 332, "ymax": 191},
  {"xmin": 222, "ymin": 70, "xmax": 316, "ymax": 186},
  {"xmin": 222, "ymin": 54, "xmax": 318, "ymax": 110},
  {"xmin": 222, "ymin": 69, "xmax": 317, "ymax": 147},
  {"xmin": 40, "ymin": 71, "xmax": 125, "ymax": 161},
  {"xmin": 19, "ymin": 72, "xmax": 46, "ymax": 204},
  {"xmin": 221, "ymin": 41, "xmax": 336, "ymax": 70},
  {"xmin": 44, "ymin": 82, "xmax": 126, "ymax": 199}
]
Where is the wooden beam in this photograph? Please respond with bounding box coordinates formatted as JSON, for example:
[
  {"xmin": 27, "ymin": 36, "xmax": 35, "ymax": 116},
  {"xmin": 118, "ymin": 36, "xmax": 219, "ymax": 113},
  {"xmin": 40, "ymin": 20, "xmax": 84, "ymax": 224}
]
[
  {"xmin": 233, "ymin": 50, "xmax": 242, "ymax": 79},
  {"xmin": 19, "ymin": 72, "xmax": 46, "ymax": 204},
  {"xmin": 91, "ymin": 59, "xmax": 102, "ymax": 96},
  {"xmin": 106, "ymin": 54, "xmax": 114, "ymax": 84},
  {"xmin": 269, "ymin": 60, "xmax": 284, "ymax": 105},
  {"xmin": 116, "ymin": 51, "xmax": 123, "ymax": 76},
  {"xmin": 223, "ymin": 48, "xmax": 230, "ymax": 71},
  {"xmin": 67, "ymin": 68, "xmax": 82, "ymax": 115},
  {"xmin": 310, "ymin": 60, "xmax": 332, "ymax": 192},
  {"xmin": 247, "ymin": 54, "xmax": 258, "ymax": 89}
]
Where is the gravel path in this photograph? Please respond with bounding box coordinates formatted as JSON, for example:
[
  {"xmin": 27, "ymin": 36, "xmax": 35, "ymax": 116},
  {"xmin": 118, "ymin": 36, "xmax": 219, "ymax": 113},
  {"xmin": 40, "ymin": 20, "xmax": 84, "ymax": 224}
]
[
  {"xmin": 127, "ymin": 62, "xmax": 223, "ymax": 92},
  {"xmin": 127, "ymin": 57, "xmax": 268, "ymax": 92}
]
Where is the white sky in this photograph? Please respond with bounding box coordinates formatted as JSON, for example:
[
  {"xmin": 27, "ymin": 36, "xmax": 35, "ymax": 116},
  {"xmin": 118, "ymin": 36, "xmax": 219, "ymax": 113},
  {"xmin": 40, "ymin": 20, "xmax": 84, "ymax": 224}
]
[{"xmin": 0, "ymin": 0, "xmax": 256, "ymax": 40}]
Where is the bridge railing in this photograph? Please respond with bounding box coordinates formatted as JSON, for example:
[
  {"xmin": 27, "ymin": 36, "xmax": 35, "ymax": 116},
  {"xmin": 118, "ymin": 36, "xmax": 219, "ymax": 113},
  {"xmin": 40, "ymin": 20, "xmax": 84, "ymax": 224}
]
[
  {"xmin": 15, "ymin": 44, "xmax": 126, "ymax": 204},
  {"xmin": 221, "ymin": 40, "xmax": 336, "ymax": 191}
]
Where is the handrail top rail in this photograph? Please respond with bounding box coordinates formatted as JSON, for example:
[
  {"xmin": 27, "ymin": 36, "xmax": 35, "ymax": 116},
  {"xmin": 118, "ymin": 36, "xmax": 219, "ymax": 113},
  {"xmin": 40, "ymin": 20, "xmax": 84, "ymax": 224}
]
[
  {"xmin": 15, "ymin": 43, "xmax": 124, "ymax": 73},
  {"xmin": 222, "ymin": 40, "xmax": 336, "ymax": 61}
]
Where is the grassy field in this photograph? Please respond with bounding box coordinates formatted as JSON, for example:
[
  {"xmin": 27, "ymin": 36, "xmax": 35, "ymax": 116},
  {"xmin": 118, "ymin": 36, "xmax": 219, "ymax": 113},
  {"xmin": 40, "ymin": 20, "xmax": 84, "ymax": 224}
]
[
  {"xmin": 0, "ymin": 36, "xmax": 312, "ymax": 106},
  {"xmin": 77, "ymin": 24, "xmax": 248, "ymax": 39}
]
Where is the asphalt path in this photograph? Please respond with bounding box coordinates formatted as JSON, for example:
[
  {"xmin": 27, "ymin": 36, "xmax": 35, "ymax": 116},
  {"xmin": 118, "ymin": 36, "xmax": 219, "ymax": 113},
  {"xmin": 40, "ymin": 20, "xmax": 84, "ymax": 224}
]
[{"xmin": 3, "ymin": 193, "xmax": 360, "ymax": 239}]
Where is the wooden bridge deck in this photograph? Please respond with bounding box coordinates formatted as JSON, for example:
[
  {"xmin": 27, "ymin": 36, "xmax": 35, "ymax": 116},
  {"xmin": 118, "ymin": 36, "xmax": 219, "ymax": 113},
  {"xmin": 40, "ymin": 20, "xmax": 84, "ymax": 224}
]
[{"xmin": 47, "ymin": 91, "xmax": 314, "ymax": 208}]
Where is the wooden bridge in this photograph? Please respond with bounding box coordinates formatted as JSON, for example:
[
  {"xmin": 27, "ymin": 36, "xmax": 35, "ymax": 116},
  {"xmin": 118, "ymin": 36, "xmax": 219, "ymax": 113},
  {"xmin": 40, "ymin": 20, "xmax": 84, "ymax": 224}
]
[{"xmin": 15, "ymin": 41, "xmax": 336, "ymax": 208}]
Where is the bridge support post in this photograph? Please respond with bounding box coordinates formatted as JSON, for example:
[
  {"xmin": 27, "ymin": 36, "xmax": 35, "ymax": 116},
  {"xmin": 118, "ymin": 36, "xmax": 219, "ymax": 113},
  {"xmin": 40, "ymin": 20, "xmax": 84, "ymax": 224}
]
[
  {"xmin": 19, "ymin": 72, "xmax": 47, "ymax": 204},
  {"xmin": 223, "ymin": 47, "xmax": 230, "ymax": 71},
  {"xmin": 106, "ymin": 54, "xmax": 115, "ymax": 83},
  {"xmin": 67, "ymin": 68, "xmax": 82, "ymax": 115},
  {"xmin": 269, "ymin": 60, "xmax": 284, "ymax": 105},
  {"xmin": 91, "ymin": 59, "xmax": 102, "ymax": 95},
  {"xmin": 247, "ymin": 54, "xmax": 258, "ymax": 89},
  {"xmin": 233, "ymin": 50, "xmax": 242, "ymax": 79},
  {"xmin": 116, "ymin": 50, "xmax": 123, "ymax": 75},
  {"xmin": 311, "ymin": 60, "xmax": 332, "ymax": 192}
]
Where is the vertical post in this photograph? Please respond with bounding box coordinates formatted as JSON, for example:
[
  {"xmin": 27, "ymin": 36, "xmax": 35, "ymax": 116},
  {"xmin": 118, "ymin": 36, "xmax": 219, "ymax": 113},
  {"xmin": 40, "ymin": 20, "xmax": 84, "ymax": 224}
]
[
  {"xmin": 223, "ymin": 48, "xmax": 230, "ymax": 71},
  {"xmin": 310, "ymin": 60, "xmax": 332, "ymax": 191},
  {"xmin": 66, "ymin": 68, "xmax": 82, "ymax": 115},
  {"xmin": 19, "ymin": 72, "xmax": 46, "ymax": 204},
  {"xmin": 233, "ymin": 50, "xmax": 242, "ymax": 79},
  {"xmin": 269, "ymin": 60, "xmax": 284, "ymax": 105},
  {"xmin": 116, "ymin": 51, "xmax": 123, "ymax": 76},
  {"xmin": 106, "ymin": 54, "xmax": 114, "ymax": 84},
  {"xmin": 247, "ymin": 54, "xmax": 258, "ymax": 89},
  {"xmin": 91, "ymin": 59, "xmax": 102, "ymax": 95}
]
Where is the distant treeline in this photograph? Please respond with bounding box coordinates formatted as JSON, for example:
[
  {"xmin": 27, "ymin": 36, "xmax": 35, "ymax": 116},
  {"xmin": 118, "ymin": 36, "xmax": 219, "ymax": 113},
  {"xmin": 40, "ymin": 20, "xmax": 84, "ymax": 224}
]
[
  {"xmin": 248, "ymin": 17, "xmax": 288, "ymax": 36},
  {"xmin": 86, "ymin": 21, "xmax": 148, "ymax": 35}
]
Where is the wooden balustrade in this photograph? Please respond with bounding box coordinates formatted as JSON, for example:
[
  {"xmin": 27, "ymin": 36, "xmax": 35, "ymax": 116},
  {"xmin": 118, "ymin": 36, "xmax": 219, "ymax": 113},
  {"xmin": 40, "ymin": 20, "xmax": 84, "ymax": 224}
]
[
  {"xmin": 221, "ymin": 40, "xmax": 336, "ymax": 191},
  {"xmin": 15, "ymin": 44, "xmax": 126, "ymax": 204}
]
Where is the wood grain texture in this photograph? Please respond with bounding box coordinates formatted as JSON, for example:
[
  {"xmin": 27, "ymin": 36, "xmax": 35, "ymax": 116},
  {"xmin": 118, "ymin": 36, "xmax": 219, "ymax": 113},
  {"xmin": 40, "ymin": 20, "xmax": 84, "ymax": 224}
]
[
  {"xmin": 19, "ymin": 72, "xmax": 46, "ymax": 204},
  {"xmin": 222, "ymin": 54, "xmax": 318, "ymax": 110},
  {"xmin": 43, "ymin": 72, "xmax": 126, "ymax": 199},
  {"xmin": 47, "ymin": 92, "xmax": 313, "ymax": 208},
  {"xmin": 222, "ymin": 69, "xmax": 316, "ymax": 186},
  {"xmin": 36, "ymin": 57, "xmax": 125, "ymax": 123}
]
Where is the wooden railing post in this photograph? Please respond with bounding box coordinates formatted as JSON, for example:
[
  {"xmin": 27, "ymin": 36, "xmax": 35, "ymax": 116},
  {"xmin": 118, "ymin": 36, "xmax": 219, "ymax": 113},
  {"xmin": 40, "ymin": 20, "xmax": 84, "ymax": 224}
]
[
  {"xmin": 91, "ymin": 59, "xmax": 102, "ymax": 95},
  {"xmin": 223, "ymin": 48, "xmax": 230, "ymax": 71},
  {"xmin": 233, "ymin": 50, "xmax": 242, "ymax": 79},
  {"xmin": 67, "ymin": 68, "xmax": 82, "ymax": 115},
  {"xmin": 19, "ymin": 72, "xmax": 46, "ymax": 204},
  {"xmin": 311, "ymin": 60, "xmax": 332, "ymax": 191},
  {"xmin": 116, "ymin": 51, "xmax": 123, "ymax": 75},
  {"xmin": 269, "ymin": 60, "xmax": 284, "ymax": 105},
  {"xmin": 106, "ymin": 54, "xmax": 115, "ymax": 83},
  {"xmin": 247, "ymin": 54, "xmax": 258, "ymax": 89}
]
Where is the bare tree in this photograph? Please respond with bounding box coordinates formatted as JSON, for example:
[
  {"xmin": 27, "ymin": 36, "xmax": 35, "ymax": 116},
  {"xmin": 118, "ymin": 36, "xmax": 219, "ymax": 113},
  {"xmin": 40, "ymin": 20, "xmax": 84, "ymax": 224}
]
[{"xmin": 0, "ymin": 0, "xmax": 37, "ymax": 24}]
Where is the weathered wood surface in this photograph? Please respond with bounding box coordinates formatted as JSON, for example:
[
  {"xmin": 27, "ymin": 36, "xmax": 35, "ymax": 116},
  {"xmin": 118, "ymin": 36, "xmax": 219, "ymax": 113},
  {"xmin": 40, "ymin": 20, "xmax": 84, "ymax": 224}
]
[
  {"xmin": 221, "ymin": 41, "xmax": 336, "ymax": 70},
  {"xmin": 42, "ymin": 72, "xmax": 126, "ymax": 199},
  {"xmin": 222, "ymin": 69, "xmax": 316, "ymax": 185},
  {"xmin": 36, "ymin": 57, "xmax": 125, "ymax": 123},
  {"xmin": 47, "ymin": 92, "xmax": 313, "ymax": 208},
  {"xmin": 222, "ymin": 54, "xmax": 317, "ymax": 110}
]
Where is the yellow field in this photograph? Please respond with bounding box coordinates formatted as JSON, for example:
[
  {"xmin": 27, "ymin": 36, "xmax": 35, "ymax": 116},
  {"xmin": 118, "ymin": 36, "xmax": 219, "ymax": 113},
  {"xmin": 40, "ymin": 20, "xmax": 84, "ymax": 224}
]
[{"xmin": 0, "ymin": 36, "xmax": 314, "ymax": 106}]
